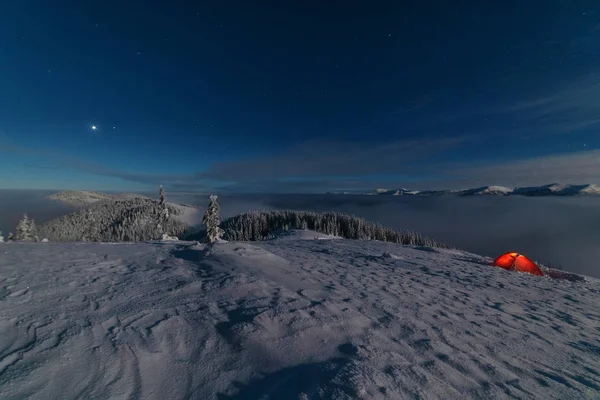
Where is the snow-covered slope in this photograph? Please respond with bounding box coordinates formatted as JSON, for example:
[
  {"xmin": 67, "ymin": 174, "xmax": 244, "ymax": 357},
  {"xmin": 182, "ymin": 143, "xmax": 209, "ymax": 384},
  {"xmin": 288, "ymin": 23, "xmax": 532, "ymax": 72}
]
[
  {"xmin": 458, "ymin": 185, "xmax": 514, "ymax": 196},
  {"xmin": 1, "ymin": 240, "xmax": 598, "ymax": 399}
]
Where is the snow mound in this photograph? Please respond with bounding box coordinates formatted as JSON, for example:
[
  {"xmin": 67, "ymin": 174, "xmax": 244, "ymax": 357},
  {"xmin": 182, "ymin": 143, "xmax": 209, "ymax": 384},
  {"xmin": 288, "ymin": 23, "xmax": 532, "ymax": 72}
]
[
  {"xmin": 160, "ymin": 233, "xmax": 179, "ymax": 241},
  {"xmin": 272, "ymin": 229, "xmax": 342, "ymax": 241},
  {"xmin": 0, "ymin": 240, "xmax": 598, "ymax": 399}
]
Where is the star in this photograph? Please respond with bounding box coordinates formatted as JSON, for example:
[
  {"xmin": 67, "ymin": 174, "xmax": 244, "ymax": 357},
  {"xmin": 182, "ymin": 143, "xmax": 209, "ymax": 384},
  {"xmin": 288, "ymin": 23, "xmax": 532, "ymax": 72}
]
[{"xmin": 91, "ymin": 125, "xmax": 97, "ymax": 130}]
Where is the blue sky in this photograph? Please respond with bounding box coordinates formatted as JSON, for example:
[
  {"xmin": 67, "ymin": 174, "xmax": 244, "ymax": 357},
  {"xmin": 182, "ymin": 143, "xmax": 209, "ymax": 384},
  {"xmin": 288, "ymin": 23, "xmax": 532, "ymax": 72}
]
[{"xmin": 1, "ymin": 1, "xmax": 600, "ymax": 192}]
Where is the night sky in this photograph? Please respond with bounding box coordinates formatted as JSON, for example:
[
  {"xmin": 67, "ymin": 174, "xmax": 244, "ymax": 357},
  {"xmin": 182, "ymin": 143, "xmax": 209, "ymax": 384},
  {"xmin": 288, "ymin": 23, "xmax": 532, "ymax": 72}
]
[{"xmin": 1, "ymin": 1, "xmax": 599, "ymax": 192}]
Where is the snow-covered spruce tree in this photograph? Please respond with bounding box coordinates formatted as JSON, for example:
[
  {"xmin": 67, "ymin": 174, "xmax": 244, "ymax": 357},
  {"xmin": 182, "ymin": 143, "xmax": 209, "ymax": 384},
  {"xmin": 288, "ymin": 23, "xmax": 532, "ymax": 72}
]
[
  {"xmin": 15, "ymin": 214, "xmax": 36, "ymax": 241},
  {"xmin": 81, "ymin": 209, "xmax": 99, "ymax": 241},
  {"xmin": 30, "ymin": 218, "xmax": 39, "ymax": 242},
  {"xmin": 203, "ymin": 194, "xmax": 224, "ymax": 243},
  {"xmin": 158, "ymin": 185, "xmax": 166, "ymax": 206},
  {"xmin": 156, "ymin": 185, "xmax": 170, "ymax": 239}
]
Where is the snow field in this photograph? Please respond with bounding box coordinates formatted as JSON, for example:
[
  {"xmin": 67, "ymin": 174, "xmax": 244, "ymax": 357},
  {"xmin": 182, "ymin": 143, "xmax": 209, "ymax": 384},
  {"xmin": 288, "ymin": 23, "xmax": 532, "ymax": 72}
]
[{"xmin": 0, "ymin": 239, "xmax": 599, "ymax": 399}]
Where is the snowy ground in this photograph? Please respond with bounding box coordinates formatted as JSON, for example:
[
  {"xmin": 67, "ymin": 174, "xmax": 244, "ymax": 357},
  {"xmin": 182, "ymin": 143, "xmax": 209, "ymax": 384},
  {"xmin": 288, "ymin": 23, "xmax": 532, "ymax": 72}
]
[{"xmin": 1, "ymin": 237, "xmax": 599, "ymax": 399}]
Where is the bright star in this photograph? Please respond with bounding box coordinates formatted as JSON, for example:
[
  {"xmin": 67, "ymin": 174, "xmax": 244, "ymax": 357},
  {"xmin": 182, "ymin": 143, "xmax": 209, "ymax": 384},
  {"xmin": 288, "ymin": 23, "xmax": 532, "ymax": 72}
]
[{"xmin": 91, "ymin": 125, "xmax": 97, "ymax": 130}]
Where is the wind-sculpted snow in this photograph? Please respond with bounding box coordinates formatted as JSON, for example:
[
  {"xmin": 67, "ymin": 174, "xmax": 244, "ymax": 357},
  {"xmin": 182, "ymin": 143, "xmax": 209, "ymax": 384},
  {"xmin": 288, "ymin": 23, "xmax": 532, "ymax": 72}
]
[{"xmin": 1, "ymin": 240, "xmax": 599, "ymax": 399}]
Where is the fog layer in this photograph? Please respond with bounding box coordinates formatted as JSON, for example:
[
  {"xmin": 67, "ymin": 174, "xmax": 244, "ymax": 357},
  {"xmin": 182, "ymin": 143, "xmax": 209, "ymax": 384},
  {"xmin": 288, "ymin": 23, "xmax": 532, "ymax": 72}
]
[
  {"xmin": 216, "ymin": 194, "xmax": 600, "ymax": 278},
  {"xmin": 2, "ymin": 191, "xmax": 598, "ymax": 278}
]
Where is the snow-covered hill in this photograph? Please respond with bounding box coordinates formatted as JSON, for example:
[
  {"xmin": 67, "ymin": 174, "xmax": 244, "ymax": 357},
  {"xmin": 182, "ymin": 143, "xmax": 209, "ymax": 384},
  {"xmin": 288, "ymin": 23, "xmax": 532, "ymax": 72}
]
[
  {"xmin": 332, "ymin": 184, "xmax": 600, "ymax": 197},
  {"xmin": 1, "ymin": 239, "xmax": 598, "ymax": 399},
  {"xmin": 47, "ymin": 190, "xmax": 150, "ymax": 206},
  {"xmin": 38, "ymin": 198, "xmax": 198, "ymax": 242}
]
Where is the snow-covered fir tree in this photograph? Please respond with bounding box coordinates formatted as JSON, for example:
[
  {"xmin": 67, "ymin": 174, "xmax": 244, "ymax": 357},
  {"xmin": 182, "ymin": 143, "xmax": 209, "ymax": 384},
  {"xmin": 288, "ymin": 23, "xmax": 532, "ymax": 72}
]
[
  {"xmin": 30, "ymin": 218, "xmax": 39, "ymax": 242},
  {"xmin": 81, "ymin": 209, "xmax": 99, "ymax": 241},
  {"xmin": 0, "ymin": 231, "xmax": 4, "ymax": 242},
  {"xmin": 156, "ymin": 185, "xmax": 170, "ymax": 238},
  {"xmin": 203, "ymin": 194, "xmax": 224, "ymax": 243},
  {"xmin": 15, "ymin": 214, "xmax": 29, "ymax": 240},
  {"xmin": 15, "ymin": 214, "xmax": 37, "ymax": 241},
  {"xmin": 158, "ymin": 185, "xmax": 166, "ymax": 206}
]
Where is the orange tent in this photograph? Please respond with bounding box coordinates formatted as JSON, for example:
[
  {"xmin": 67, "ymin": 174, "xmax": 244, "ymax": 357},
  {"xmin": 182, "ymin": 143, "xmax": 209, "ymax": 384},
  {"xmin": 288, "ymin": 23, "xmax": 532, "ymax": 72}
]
[{"xmin": 493, "ymin": 252, "xmax": 544, "ymax": 276}]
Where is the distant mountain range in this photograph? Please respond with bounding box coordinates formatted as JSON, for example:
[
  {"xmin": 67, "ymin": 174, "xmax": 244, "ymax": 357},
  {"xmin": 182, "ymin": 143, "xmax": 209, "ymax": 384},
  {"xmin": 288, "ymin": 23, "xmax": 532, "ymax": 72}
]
[{"xmin": 327, "ymin": 184, "xmax": 600, "ymax": 197}]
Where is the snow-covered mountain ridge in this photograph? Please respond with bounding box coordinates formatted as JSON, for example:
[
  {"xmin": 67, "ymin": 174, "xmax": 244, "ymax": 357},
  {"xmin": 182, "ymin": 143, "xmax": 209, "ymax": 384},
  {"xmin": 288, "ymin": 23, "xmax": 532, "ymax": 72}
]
[
  {"xmin": 1, "ymin": 238, "xmax": 598, "ymax": 399},
  {"xmin": 329, "ymin": 183, "xmax": 600, "ymax": 196}
]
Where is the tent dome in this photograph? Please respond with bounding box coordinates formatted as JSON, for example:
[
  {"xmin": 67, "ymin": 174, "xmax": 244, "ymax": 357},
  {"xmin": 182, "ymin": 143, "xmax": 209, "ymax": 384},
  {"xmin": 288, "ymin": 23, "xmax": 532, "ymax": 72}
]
[{"xmin": 493, "ymin": 252, "xmax": 544, "ymax": 276}]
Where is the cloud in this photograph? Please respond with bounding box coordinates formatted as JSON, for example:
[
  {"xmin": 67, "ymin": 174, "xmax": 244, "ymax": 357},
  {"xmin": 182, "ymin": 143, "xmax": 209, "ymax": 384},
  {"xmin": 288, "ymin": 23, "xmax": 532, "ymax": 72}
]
[
  {"xmin": 0, "ymin": 142, "xmax": 203, "ymax": 188},
  {"xmin": 195, "ymin": 135, "xmax": 476, "ymax": 182},
  {"xmin": 1, "ymin": 135, "xmax": 479, "ymax": 192},
  {"xmin": 498, "ymin": 73, "xmax": 600, "ymax": 135},
  {"xmin": 445, "ymin": 149, "xmax": 600, "ymax": 188},
  {"xmin": 3, "ymin": 129, "xmax": 599, "ymax": 193},
  {"xmin": 391, "ymin": 71, "xmax": 600, "ymax": 142}
]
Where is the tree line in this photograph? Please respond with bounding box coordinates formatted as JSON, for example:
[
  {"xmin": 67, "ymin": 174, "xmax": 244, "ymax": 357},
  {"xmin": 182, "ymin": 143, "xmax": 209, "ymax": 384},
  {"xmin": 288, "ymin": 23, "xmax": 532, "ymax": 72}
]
[
  {"xmin": 2, "ymin": 189, "xmax": 449, "ymax": 249},
  {"xmin": 184, "ymin": 209, "xmax": 450, "ymax": 248}
]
